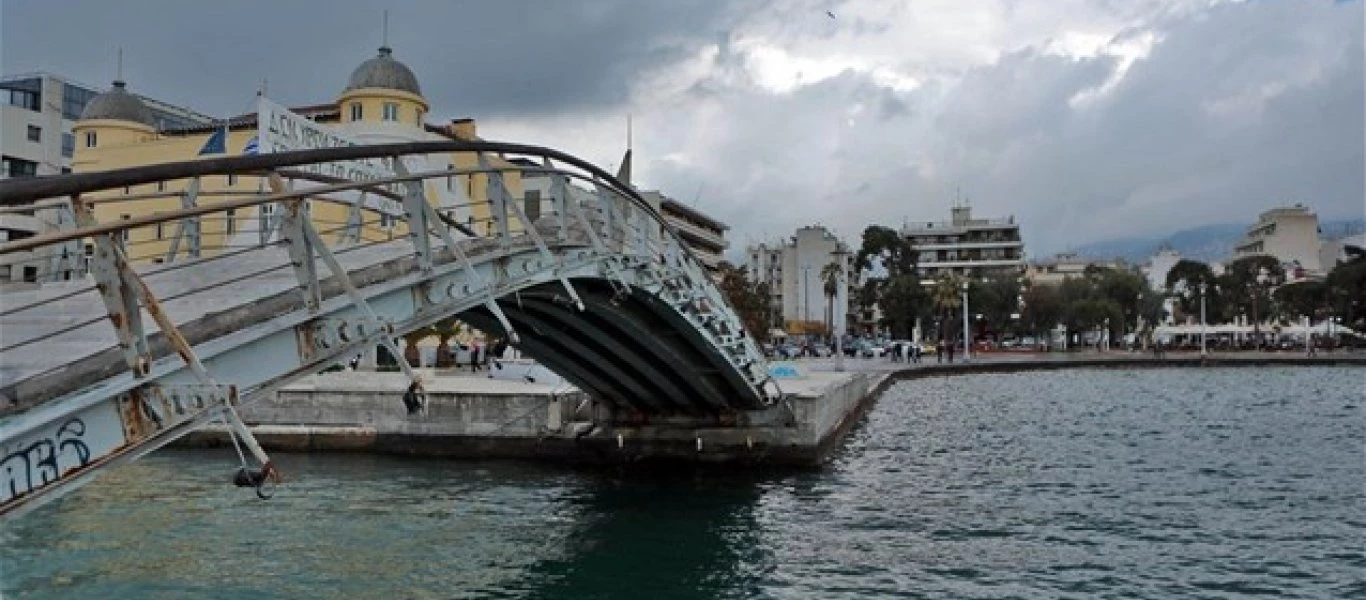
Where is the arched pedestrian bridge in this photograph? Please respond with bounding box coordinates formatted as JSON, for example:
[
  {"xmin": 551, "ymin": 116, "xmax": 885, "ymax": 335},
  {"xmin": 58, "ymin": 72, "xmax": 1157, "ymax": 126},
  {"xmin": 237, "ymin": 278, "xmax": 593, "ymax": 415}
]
[{"xmin": 0, "ymin": 142, "xmax": 781, "ymax": 518}]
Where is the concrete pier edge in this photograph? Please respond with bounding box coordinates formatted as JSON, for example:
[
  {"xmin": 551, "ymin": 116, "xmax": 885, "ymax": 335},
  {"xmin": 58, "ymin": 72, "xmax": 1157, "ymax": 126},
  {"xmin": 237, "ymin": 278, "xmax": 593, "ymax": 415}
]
[{"xmin": 178, "ymin": 356, "xmax": 1364, "ymax": 467}]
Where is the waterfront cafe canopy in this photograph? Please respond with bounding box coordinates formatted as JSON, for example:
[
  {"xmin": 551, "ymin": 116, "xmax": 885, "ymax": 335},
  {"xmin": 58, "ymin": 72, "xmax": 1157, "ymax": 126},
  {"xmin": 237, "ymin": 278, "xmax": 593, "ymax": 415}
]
[{"xmin": 1154, "ymin": 322, "xmax": 1362, "ymax": 338}]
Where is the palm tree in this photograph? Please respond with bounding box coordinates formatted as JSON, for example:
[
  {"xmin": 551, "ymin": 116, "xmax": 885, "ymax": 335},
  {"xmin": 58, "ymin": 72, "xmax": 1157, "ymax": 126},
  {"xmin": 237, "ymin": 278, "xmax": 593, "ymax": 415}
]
[
  {"xmin": 429, "ymin": 317, "xmax": 463, "ymax": 368},
  {"xmin": 821, "ymin": 261, "xmax": 842, "ymax": 339},
  {"xmin": 402, "ymin": 326, "xmax": 431, "ymax": 367},
  {"xmin": 932, "ymin": 275, "xmax": 963, "ymax": 341}
]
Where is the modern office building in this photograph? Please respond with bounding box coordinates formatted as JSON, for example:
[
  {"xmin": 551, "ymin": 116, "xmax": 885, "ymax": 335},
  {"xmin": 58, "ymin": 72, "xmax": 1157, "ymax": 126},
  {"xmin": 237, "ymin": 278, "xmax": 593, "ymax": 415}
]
[
  {"xmin": 745, "ymin": 225, "xmax": 854, "ymax": 335},
  {"xmin": 901, "ymin": 205, "xmax": 1026, "ymax": 283},
  {"xmin": 1231, "ymin": 204, "xmax": 1323, "ymax": 276}
]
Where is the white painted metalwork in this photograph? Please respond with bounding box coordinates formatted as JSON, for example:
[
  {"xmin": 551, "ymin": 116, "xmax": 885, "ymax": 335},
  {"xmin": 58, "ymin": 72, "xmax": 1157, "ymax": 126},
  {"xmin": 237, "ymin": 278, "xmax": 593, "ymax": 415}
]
[{"xmin": 0, "ymin": 144, "xmax": 780, "ymax": 519}]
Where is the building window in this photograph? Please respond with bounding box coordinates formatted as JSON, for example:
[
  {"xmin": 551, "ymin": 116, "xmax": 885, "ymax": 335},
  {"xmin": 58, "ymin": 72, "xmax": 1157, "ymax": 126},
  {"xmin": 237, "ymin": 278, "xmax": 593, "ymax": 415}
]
[
  {"xmin": 156, "ymin": 222, "xmax": 165, "ymax": 240},
  {"xmin": 382, "ymin": 102, "xmax": 398, "ymax": 121},
  {"xmin": 226, "ymin": 209, "xmax": 237, "ymax": 235},
  {"xmin": 120, "ymin": 214, "xmax": 131, "ymax": 243},
  {"xmin": 350, "ymin": 103, "xmax": 363, "ymax": 121},
  {"xmin": 61, "ymin": 132, "xmax": 75, "ymax": 158},
  {"xmin": 227, "ymin": 174, "xmax": 238, "ymax": 186},
  {"xmin": 415, "ymin": 110, "xmax": 423, "ymax": 125},
  {"xmin": 85, "ymin": 131, "xmax": 97, "ymax": 148},
  {"xmin": 380, "ymin": 212, "xmax": 395, "ymax": 229},
  {"xmin": 157, "ymin": 181, "xmax": 166, "ymax": 192},
  {"xmin": 2, "ymin": 87, "xmax": 40, "ymax": 111},
  {"xmin": 2, "ymin": 155, "xmax": 38, "ymax": 178},
  {"xmin": 22, "ymin": 266, "xmax": 37, "ymax": 283},
  {"xmin": 62, "ymin": 84, "xmax": 96, "ymax": 120},
  {"xmin": 26, "ymin": 125, "xmax": 40, "ymax": 142}
]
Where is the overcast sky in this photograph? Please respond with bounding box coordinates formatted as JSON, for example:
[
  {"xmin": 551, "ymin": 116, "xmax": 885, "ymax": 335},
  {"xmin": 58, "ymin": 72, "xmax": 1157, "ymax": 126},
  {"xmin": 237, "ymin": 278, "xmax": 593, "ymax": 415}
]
[{"xmin": 3, "ymin": 0, "xmax": 1362, "ymax": 258}]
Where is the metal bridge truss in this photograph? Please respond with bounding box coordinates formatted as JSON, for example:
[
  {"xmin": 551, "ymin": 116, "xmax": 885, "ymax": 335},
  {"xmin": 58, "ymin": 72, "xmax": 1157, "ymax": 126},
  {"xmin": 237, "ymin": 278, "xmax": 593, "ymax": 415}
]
[{"xmin": 0, "ymin": 142, "xmax": 780, "ymax": 519}]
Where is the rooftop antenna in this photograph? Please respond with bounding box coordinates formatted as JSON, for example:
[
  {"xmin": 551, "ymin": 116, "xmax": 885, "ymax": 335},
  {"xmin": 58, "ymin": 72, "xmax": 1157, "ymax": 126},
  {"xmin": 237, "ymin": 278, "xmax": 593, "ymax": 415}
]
[
  {"xmin": 115, "ymin": 47, "xmax": 124, "ymax": 83},
  {"xmin": 382, "ymin": 10, "xmax": 390, "ymax": 48},
  {"xmin": 627, "ymin": 113, "xmax": 633, "ymax": 153}
]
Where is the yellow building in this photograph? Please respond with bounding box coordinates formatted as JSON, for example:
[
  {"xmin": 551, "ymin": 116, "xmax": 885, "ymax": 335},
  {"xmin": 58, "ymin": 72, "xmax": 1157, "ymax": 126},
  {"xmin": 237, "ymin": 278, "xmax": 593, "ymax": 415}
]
[{"xmin": 71, "ymin": 45, "xmax": 524, "ymax": 264}]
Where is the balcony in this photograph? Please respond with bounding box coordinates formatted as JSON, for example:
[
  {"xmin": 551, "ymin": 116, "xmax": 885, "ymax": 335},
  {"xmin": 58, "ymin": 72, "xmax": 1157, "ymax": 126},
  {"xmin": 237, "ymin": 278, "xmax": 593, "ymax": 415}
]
[
  {"xmin": 909, "ymin": 239, "xmax": 1023, "ymax": 251},
  {"xmin": 917, "ymin": 258, "xmax": 1026, "ymax": 269}
]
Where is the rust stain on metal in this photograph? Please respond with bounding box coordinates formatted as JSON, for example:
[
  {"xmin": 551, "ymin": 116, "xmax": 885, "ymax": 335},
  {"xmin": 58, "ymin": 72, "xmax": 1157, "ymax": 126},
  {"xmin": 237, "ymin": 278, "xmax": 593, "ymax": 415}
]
[{"xmin": 118, "ymin": 388, "xmax": 152, "ymax": 442}]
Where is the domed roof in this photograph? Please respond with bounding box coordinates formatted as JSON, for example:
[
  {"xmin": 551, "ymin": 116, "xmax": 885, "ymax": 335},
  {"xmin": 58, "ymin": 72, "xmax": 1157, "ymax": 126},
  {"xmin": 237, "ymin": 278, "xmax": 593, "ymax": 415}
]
[
  {"xmin": 345, "ymin": 46, "xmax": 422, "ymax": 96},
  {"xmin": 79, "ymin": 80, "xmax": 155, "ymax": 126}
]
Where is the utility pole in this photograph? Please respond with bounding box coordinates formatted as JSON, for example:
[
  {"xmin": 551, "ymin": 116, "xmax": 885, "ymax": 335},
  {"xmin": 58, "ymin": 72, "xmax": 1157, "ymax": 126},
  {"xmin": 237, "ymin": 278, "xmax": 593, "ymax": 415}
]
[
  {"xmin": 1199, "ymin": 281, "xmax": 1208, "ymax": 357},
  {"xmin": 961, "ymin": 279, "xmax": 971, "ymax": 362}
]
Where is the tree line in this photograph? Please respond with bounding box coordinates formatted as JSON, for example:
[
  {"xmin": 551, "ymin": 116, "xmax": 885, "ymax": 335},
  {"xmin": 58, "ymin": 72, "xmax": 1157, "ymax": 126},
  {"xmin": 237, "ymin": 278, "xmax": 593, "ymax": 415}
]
[{"xmin": 717, "ymin": 225, "xmax": 1365, "ymax": 344}]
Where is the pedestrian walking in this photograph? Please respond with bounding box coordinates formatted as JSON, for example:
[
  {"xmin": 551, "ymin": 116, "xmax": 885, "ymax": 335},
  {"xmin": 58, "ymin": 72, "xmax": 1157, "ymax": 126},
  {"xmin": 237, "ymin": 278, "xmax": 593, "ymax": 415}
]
[
  {"xmin": 946, "ymin": 340, "xmax": 955, "ymax": 364},
  {"xmin": 470, "ymin": 341, "xmax": 482, "ymax": 372}
]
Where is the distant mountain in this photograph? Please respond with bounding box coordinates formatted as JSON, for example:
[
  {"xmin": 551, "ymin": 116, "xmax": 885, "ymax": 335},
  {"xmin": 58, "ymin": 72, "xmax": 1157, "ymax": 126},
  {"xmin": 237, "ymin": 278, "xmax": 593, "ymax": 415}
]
[{"xmin": 1068, "ymin": 219, "xmax": 1365, "ymax": 264}]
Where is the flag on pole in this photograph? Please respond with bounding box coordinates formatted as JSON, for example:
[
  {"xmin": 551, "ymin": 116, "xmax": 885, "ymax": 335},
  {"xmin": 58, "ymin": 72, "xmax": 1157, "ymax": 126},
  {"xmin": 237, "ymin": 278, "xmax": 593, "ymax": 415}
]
[
  {"xmin": 197, "ymin": 125, "xmax": 227, "ymax": 155},
  {"xmin": 242, "ymin": 135, "xmax": 259, "ymax": 155}
]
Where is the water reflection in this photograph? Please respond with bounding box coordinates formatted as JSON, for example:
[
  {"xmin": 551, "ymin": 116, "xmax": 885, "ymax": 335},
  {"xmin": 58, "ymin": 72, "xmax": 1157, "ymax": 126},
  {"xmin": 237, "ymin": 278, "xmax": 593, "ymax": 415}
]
[{"xmin": 521, "ymin": 469, "xmax": 773, "ymax": 600}]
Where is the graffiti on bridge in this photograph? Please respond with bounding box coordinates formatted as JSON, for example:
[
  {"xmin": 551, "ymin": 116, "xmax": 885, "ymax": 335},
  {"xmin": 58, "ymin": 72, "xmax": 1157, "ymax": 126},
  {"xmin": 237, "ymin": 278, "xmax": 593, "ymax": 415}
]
[{"xmin": 1, "ymin": 418, "xmax": 92, "ymax": 500}]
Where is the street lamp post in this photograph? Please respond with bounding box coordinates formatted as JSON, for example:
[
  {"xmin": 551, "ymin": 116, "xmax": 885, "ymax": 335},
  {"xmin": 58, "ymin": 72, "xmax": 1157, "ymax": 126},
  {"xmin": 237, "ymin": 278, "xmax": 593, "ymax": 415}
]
[
  {"xmin": 1252, "ymin": 266, "xmax": 1269, "ymax": 350},
  {"xmin": 832, "ymin": 245, "xmax": 850, "ymax": 372},
  {"xmin": 961, "ymin": 280, "xmax": 971, "ymax": 363},
  {"xmin": 1199, "ymin": 281, "xmax": 1208, "ymax": 356}
]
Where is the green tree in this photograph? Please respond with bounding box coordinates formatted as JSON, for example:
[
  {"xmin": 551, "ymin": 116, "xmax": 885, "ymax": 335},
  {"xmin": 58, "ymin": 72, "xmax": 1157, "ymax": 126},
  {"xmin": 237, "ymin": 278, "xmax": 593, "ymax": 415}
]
[
  {"xmin": 854, "ymin": 224, "xmax": 924, "ymax": 337},
  {"xmin": 1220, "ymin": 255, "xmax": 1284, "ymax": 323},
  {"xmin": 1021, "ymin": 284, "xmax": 1063, "ymax": 341},
  {"xmin": 716, "ymin": 261, "xmax": 773, "ymax": 342},
  {"xmin": 1164, "ymin": 259, "xmax": 1217, "ymax": 319},
  {"xmin": 1325, "ymin": 255, "xmax": 1366, "ymax": 329},
  {"xmin": 968, "ymin": 276, "xmax": 1022, "ymax": 339}
]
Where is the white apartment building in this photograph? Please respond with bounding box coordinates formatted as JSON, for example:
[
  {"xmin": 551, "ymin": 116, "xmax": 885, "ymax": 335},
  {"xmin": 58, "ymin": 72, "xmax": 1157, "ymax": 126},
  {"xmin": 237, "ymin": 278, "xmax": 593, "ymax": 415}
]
[
  {"xmin": 1231, "ymin": 204, "xmax": 1323, "ymax": 276},
  {"xmin": 902, "ymin": 205, "xmax": 1026, "ymax": 283},
  {"xmin": 746, "ymin": 225, "xmax": 854, "ymax": 335},
  {"xmin": 1143, "ymin": 246, "xmax": 1183, "ymax": 291},
  {"xmin": 641, "ymin": 191, "xmax": 728, "ymax": 272}
]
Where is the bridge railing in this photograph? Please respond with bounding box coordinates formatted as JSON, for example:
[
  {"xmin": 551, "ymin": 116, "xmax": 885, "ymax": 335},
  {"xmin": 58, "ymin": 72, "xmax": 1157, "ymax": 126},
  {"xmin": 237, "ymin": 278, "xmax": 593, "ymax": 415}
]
[{"xmin": 0, "ymin": 141, "xmax": 778, "ymax": 518}]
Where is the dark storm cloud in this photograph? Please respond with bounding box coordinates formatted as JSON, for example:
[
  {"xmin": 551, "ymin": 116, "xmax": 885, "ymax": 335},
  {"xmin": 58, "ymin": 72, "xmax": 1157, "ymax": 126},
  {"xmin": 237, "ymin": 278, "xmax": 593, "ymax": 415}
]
[{"xmin": 1, "ymin": 0, "xmax": 754, "ymax": 118}]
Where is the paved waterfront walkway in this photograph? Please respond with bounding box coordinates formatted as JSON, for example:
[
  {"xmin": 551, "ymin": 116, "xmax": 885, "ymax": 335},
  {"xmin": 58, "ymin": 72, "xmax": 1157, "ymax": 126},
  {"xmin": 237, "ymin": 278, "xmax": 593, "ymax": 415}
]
[{"xmin": 794, "ymin": 349, "xmax": 1366, "ymax": 373}]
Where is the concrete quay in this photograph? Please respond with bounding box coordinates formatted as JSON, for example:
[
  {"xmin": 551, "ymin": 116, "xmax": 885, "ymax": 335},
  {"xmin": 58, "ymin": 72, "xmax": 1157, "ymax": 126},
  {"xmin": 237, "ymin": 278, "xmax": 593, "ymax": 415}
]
[
  {"xmin": 180, "ymin": 367, "xmax": 888, "ymax": 466},
  {"xmin": 179, "ymin": 352, "xmax": 1362, "ymax": 467}
]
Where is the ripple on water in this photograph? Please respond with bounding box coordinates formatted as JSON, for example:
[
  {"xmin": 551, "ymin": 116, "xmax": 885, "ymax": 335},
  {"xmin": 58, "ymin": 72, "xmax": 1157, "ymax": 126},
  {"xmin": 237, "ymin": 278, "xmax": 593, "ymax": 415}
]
[{"xmin": 1, "ymin": 366, "xmax": 1361, "ymax": 599}]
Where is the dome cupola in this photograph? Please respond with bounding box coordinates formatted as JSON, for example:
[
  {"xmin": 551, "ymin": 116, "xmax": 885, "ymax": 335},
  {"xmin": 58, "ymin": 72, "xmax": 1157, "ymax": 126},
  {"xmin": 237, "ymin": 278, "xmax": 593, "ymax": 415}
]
[
  {"xmin": 345, "ymin": 46, "xmax": 421, "ymax": 95},
  {"xmin": 79, "ymin": 80, "xmax": 155, "ymax": 126}
]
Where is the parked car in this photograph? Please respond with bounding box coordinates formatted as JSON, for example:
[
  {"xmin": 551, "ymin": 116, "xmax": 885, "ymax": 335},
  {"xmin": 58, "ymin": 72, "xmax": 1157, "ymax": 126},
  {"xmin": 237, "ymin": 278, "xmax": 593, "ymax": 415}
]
[{"xmin": 860, "ymin": 343, "xmax": 886, "ymax": 358}]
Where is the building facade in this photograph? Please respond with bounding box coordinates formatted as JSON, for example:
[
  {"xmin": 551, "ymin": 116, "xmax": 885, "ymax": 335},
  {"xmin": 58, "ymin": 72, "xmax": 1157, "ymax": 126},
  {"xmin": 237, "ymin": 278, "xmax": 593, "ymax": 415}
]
[
  {"xmin": 745, "ymin": 225, "xmax": 854, "ymax": 336},
  {"xmin": 2, "ymin": 72, "xmax": 212, "ymax": 178},
  {"xmin": 1143, "ymin": 246, "xmax": 1183, "ymax": 292},
  {"xmin": 901, "ymin": 205, "xmax": 1025, "ymax": 283},
  {"xmin": 1025, "ymin": 252, "xmax": 1133, "ymax": 287},
  {"xmin": 648, "ymin": 192, "xmax": 728, "ymax": 271},
  {"xmin": 1231, "ymin": 204, "xmax": 1323, "ymax": 275},
  {"xmin": 46, "ymin": 45, "xmax": 532, "ymax": 275}
]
